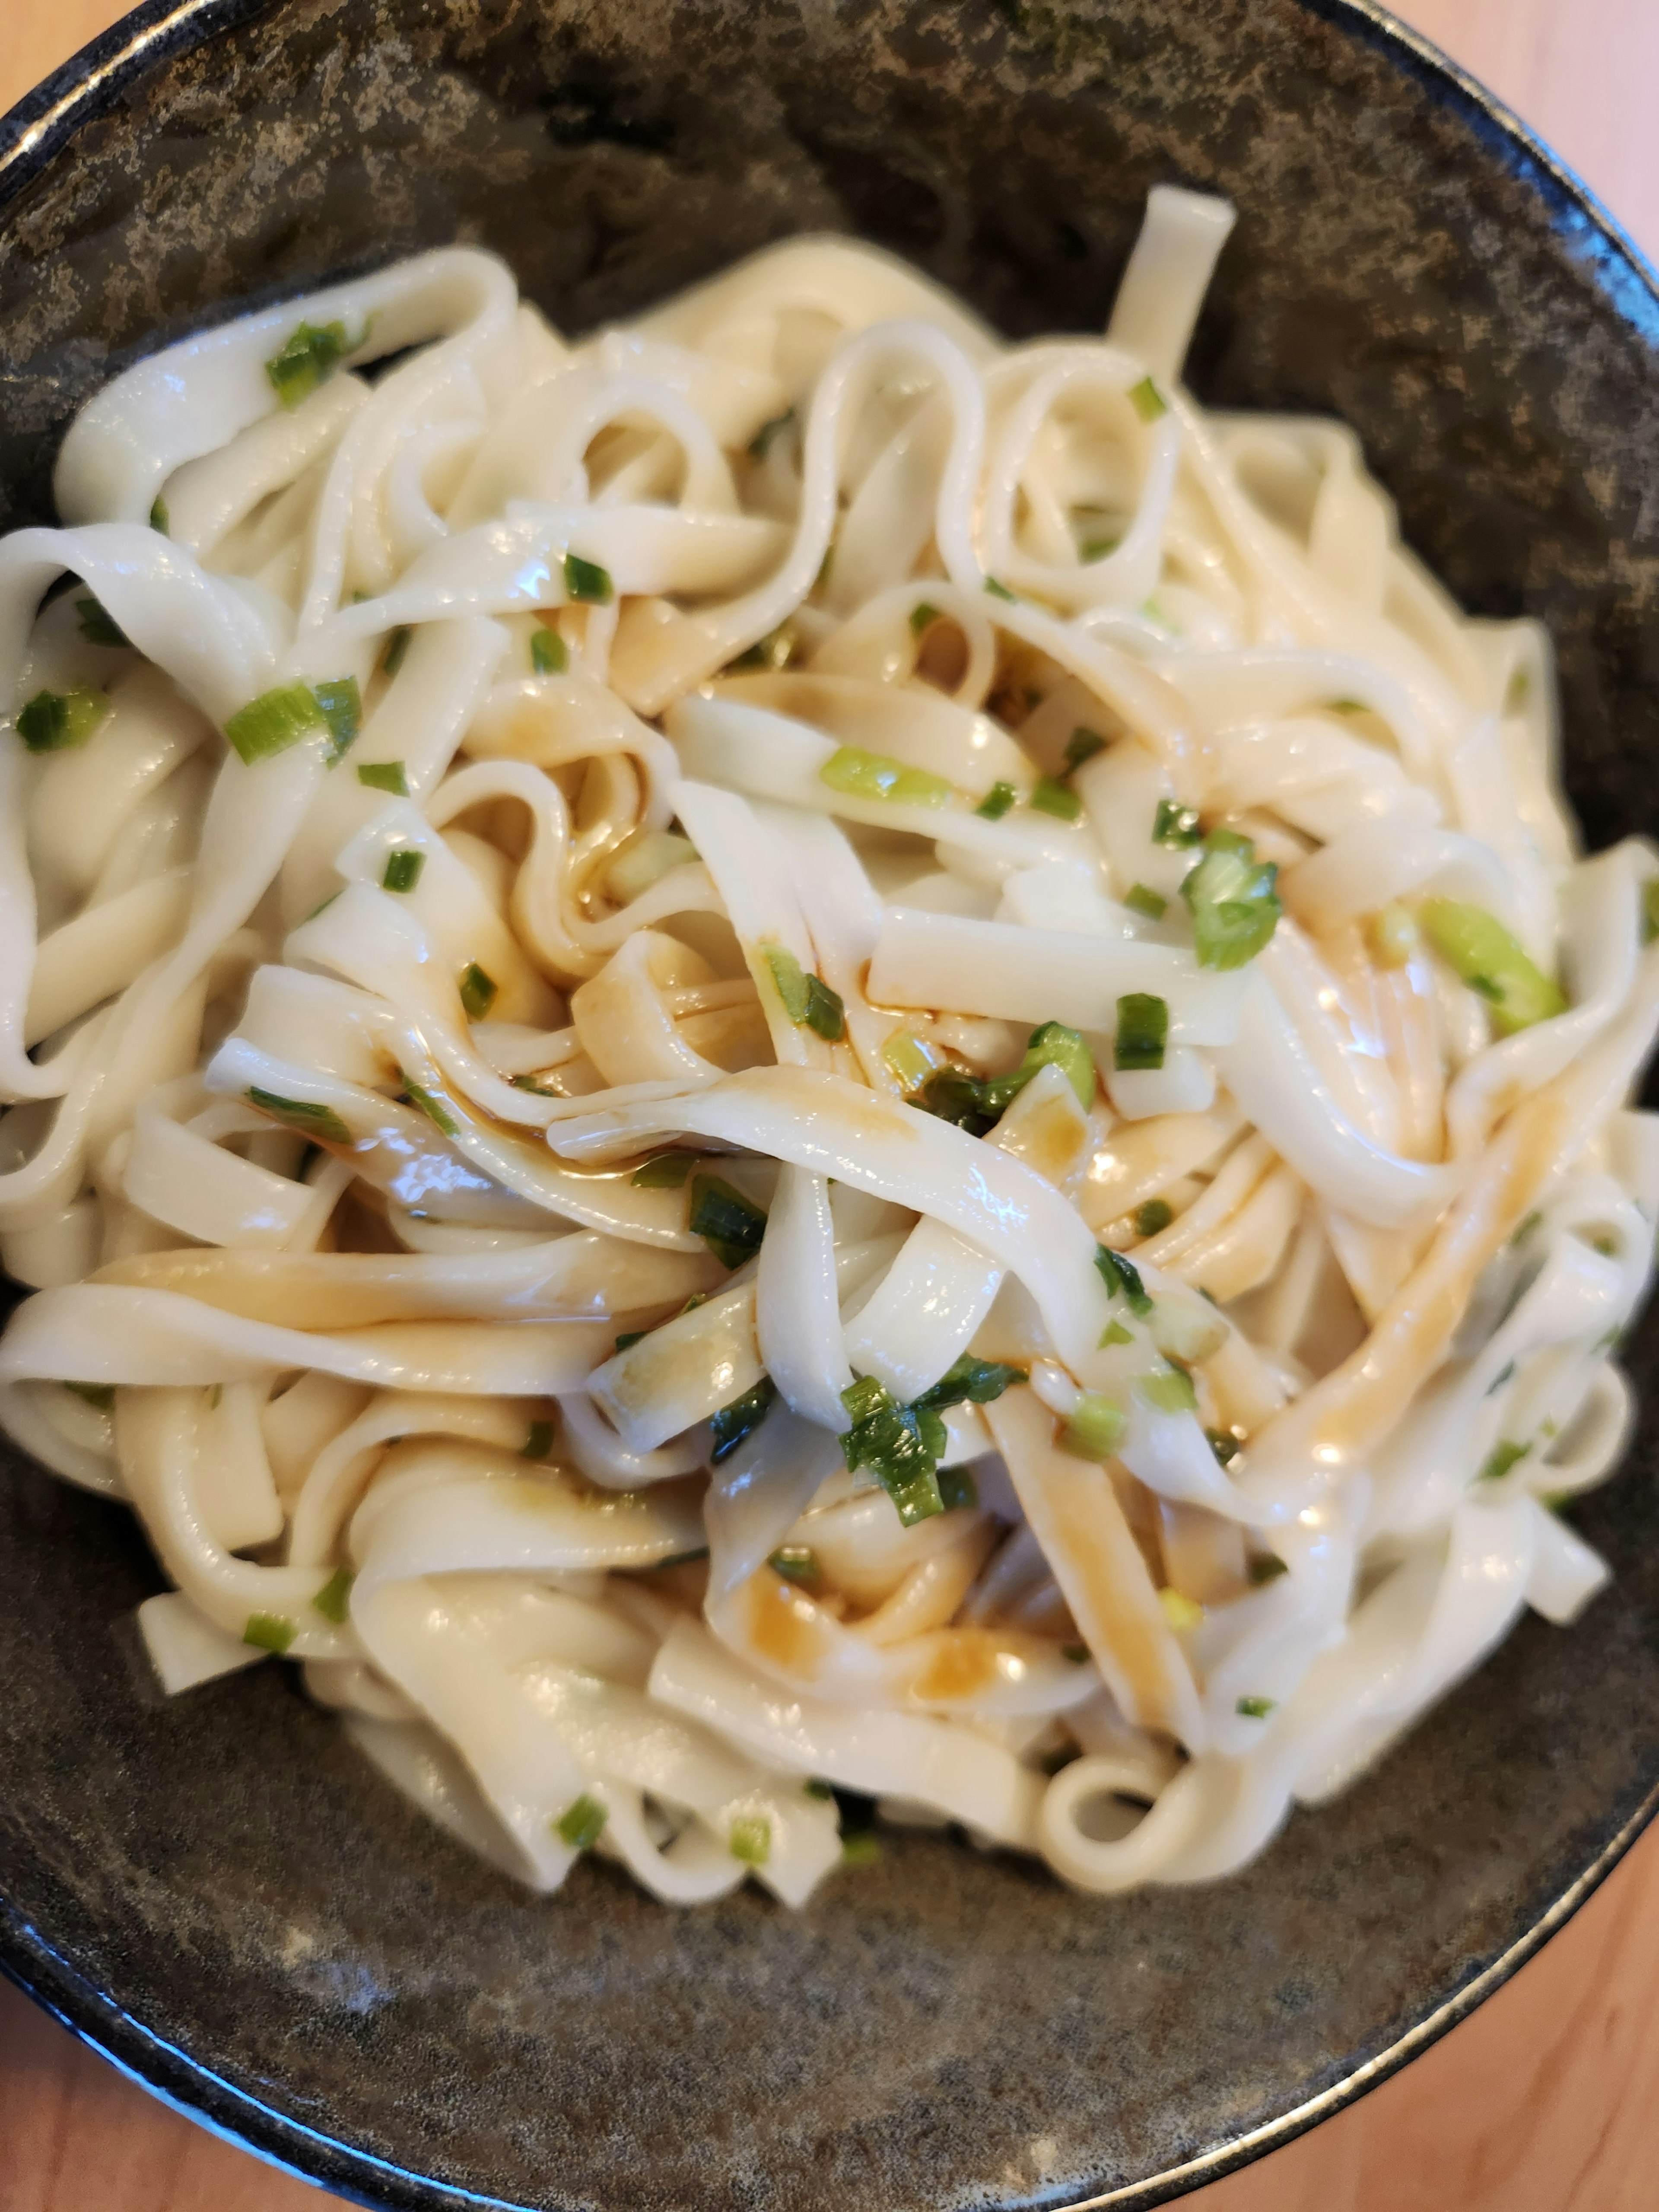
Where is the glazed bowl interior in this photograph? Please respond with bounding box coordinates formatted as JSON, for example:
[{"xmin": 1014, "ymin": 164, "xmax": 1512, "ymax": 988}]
[{"xmin": 3, "ymin": 3, "xmax": 1659, "ymax": 2208}]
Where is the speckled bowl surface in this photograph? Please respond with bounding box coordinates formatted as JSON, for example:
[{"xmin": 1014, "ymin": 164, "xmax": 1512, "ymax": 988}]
[{"xmin": 3, "ymin": 3, "xmax": 1659, "ymax": 2206}]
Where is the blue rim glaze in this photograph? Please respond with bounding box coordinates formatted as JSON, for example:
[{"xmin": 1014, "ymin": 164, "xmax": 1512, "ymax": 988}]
[{"xmin": 1, "ymin": 4, "xmax": 1657, "ymax": 2206}]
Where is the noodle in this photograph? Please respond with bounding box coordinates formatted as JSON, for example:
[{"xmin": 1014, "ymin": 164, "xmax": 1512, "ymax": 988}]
[{"xmin": 1, "ymin": 184, "xmax": 1653, "ymax": 1905}]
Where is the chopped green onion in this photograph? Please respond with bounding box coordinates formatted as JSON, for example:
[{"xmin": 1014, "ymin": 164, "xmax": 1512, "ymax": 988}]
[
  {"xmin": 839, "ymin": 1376, "xmax": 947, "ymax": 1526},
  {"xmin": 975, "ymin": 780, "xmax": 1017, "ymax": 820},
  {"xmin": 761, "ymin": 943, "xmax": 845, "ymax": 1040},
  {"xmin": 1206, "ymin": 1427, "xmax": 1241, "ymax": 1466},
  {"xmin": 729, "ymin": 624, "xmax": 794, "ymax": 672},
  {"xmin": 1141, "ymin": 1367, "xmax": 1198, "ymax": 1415},
  {"xmin": 311, "ymin": 1568, "xmax": 353, "ymax": 1624},
  {"xmin": 748, "ymin": 409, "xmax": 795, "ymax": 460},
  {"xmin": 1153, "ymin": 798, "xmax": 1202, "ymax": 847},
  {"xmin": 1061, "ymin": 1391, "xmax": 1128, "ymax": 1460},
  {"xmin": 400, "ymin": 1074, "xmax": 459, "ymax": 1137},
  {"xmin": 916, "ymin": 1020, "xmax": 1092, "ymax": 1132},
  {"xmin": 1114, "ymin": 992, "xmax": 1168, "ymax": 1072},
  {"xmin": 1124, "ymin": 883, "xmax": 1166, "ymax": 921},
  {"xmin": 881, "ymin": 1031, "xmax": 940, "ymax": 1093},
  {"xmin": 613, "ymin": 1330, "xmax": 647, "ymax": 1354},
  {"xmin": 1328, "ymin": 698, "xmax": 1367, "ymax": 714},
  {"xmin": 937, "ymin": 1465, "xmax": 979, "ymax": 1511},
  {"xmin": 458, "ymin": 963, "xmax": 497, "ymax": 1020},
  {"xmin": 1099, "ymin": 1319, "xmax": 1134, "ymax": 1347},
  {"xmin": 1128, "ymin": 375, "xmax": 1166, "ymax": 423},
  {"xmin": 1643, "ymin": 878, "xmax": 1659, "ymax": 947},
  {"xmin": 1236, "ymin": 1695, "xmax": 1276, "ymax": 1719},
  {"xmin": 1478, "ymin": 1439, "xmax": 1530, "ymax": 1483},
  {"xmin": 1063, "ymin": 726, "xmax": 1107, "ymax": 775},
  {"xmin": 1081, "ymin": 534, "xmax": 1122, "ymax": 561},
  {"xmin": 912, "ymin": 1354, "xmax": 1025, "ymax": 1415},
  {"xmin": 64, "ymin": 1381, "xmax": 115, "ymax": 1410},
  {"xmin": 1030, "ymin": 775, "xmax": 1081, "ymax": 821},
  {"xmin": 689, "ymin": 1173, "xmax": 768, "ymax": 1268},
  {"xmin": 983, "ymin": 576, "xmax": 1018, "ymax": 602},
  {"xmin": 149, "ymin": 496, "xmax": 169, "ymax": 534},
  {"xmin": 243, "ymin": 1612, "xmax": 297, "ymax": 1655},
  {"xmin": 312, "ymin": 677, "xmax": 361, "ymax": 760},
  {"xmin": 1158, "ymin": 1587, "xmax": 1204, "ymax": 1631},
  {"xmin": 381, "ymin": 626, "xmax": 410, "ymax": 678},
  {"xmin": 563, "ymin": 552, "xmax": 613, "ymax": 604},
  {"xmin": 357, "ymin": 759, "xmax": 409, "ymax": 795},
  {"xmin": 265, "ymin": 318, "xmax": 358, "ymax": 408},
  {"xmin": 1421, "ymin": 899, "xmax": 1566, "ymax": 1035},
  {"xmin": 224, "ymin": 681, "xmax": 330, "ymax": 765},
  {"xmin": 804, "ymin": 1778, "xmax": 835, "ymax": 1800},
  {"xmin": 556, "ymin": 1793, "xmax": 607, "ymax": 1851},
  {"xmin": 1181, "ymin": 830, "xmax": 1283, "ymax": 969},
  {"xmin": 711, "ymin": 1377, "xmax": 777, "ymax": 1465},
  {"xmin": 1249, "ymin": 1553, "xmax": 1289, "ymax": 1586},
  {"xmin": 769, "ymin": 1545, "xmax": 820, "ymax": 1586},
  {"xmin": 1370, "ymin": 902, "xmax": 1420, "ymax": 968},
  {"xmin": 531, "ymin": 625, "xmax": 569, "ymax": 675},
  {"xmin": 631, "ymin": 1152, "xmax": 698, "ymax": 1189},
  {"xmin": 840, "ymin": 1831, "xmax": 881, "ymax": 1867},
  {"xmin": 1135, "ymin": 1198, "xmax": 1174, "ymax": 1238},
  {"xmin": 75, "ymin": 596, "xmax": 130, "ymax": 648},
  {"xmin": 729, "ymin": 1814, "xmax": 772, "ymax": 1866},
  {"xmin": 820, "ymin": 745, "xmax": 952, "ymax": 809},
  {"xmin": 511, "ymin": 1075, "xmax": 559, "ymax": 1097},
  {"xmin": 245, "ymin": 1088, "xmax": 350, "ymax": 1145},
  {"xmin": 909, "ymin": 601, "xmax": 942, "ymax": 636},
  {"xmin": 382, "ymin": 849, "xmax": 424, "ymax": 894},
  {"xmin": 16, "ymin": 686, "xmax": 108, "ymax": 753},
  {"xmin": 522, "ymin": 1420, "xmax": 555, "ymax": 1460},
  {"xmin": 1095, "ymin": 1244, "xmax": 1153, "ymax": 1316}
]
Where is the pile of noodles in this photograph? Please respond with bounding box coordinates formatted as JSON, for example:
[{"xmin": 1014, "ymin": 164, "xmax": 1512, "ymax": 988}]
[{"xmin": 0, "ymin": 187, "xmax": 1653, "ymax": 1906}]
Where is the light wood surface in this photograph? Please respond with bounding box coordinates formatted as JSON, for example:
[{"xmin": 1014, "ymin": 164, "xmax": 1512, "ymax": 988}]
[{"xmin": 3, "ymin": 3, "xmax": 1658, "ymax": 2208}]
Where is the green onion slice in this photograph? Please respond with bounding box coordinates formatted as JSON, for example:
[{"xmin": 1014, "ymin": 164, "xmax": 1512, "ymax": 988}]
[
  {"xmin": 689, "ymin": 1173, "xmax": 768, "ymax": 1268},
  {"xmin": 1030, "ymin": 775, "xmax": 1082, "ymax": 821},
  {"xmin": 311, "ymin": 1568, "xmax": 353, "ymax": 1624},
  {"xmin": 729, "ymin": 1813, "xmax": 772, "ymax": 1866},
  {"xmin": 1062, "ymin": 726, "xmax": 1106, "ymax": 774},
  {"xmin": 631, "ymin": 1152, "xmax": 698, "ymax": 1189},
  {"xmin": 748, "ymin": 409, "xmax": 795, "ymax": 460},
  {"xmin": 820, "ymin": 745, "xmax": 952, "ymax": 809},
  {"xmin": 243, "ymin": 1612, "xmax": 297, "ymax": 1655},
  {"xmin": 769, "ymin": 1545, "xmax": 820, "ymax": 1585},
  {"xmin": 937, "ymin": 1465, "xmax": 979, "ymax": 1511},
  {"xmin": 1128, "ymin": 375, "xmax": 1167, "ymax": 423},
  {"xmin": 16, "ymin": 686, "xmax": 108, "ymax": 754},
  {"xmin": 909, "ymin": 601, "xmax": 942, "ymax": 636},
  {"xmin": 563, "ymin": 552, "xmax": 613, "ymax": 604},
  {"xmin": 266, "ymin": 318, "xmax": 360, "ymax": 408},
  {"xmin": 400, "ymin": 1075, "xmax": 459, "ymax": 1137},
  {"xmin": 312, "ymin": 676, "xmax": 361, "ymax": 760},
  {"xmin": 1095, "ymin": 1244, "xmax": 1153, "ymax": 1316},
  {"xmin": 1180, "ymin": 829, "xmax": 1282, "ymax": 970},
  {"xmin": 711, "ymin": 1377, "xmax": 776, "ymax": 1464},
  {"xmin": 149, "ymin": 496, "xmax": 169, "ymax": 534},
  {"xmin": 458, "ymin": 963, "xmax": 498, "ymax": 1020},
  {"xmin": 357, "ymin": 759, "xmax": 409, "ymax": 795},
  {"xmin": 1061, "ymin": 1391, "xmax": 1128, "ymax": 1460},
  {"xmin": 1135, "ymin": 1198, "xmax": 1174, "ymax": 1237},
  {"xmin": 1236, "ymin": 1695, "xmax": 1276, "ymax": 1719},
  {"xmin": 983, "ymin": 576, "xmax": 1018, "ymax": 602},
  {"xmin": 911, "ymin": 1352, "xmax": 1025, "ymax": 1412},
  {"xmin": 1420, "ymin": 899, "xmax": 1566, "ymax": 1035},
  {"xmin": 382, "ymin": 849, "xmax": 424, "ymax": 893},
  {"xmin": 761, "ymin": 943, "xmax": 846, "ymax": 1040},
  {"xmin": 1124, "ymin": 882, "xmax": 1166, "ymax": 920},
  {"xmin": 1153, "ymin": 798, "xmax": 1202, "ymax": 847},
  {"xmin": 531, "ymin": 626, "xmax": 569, "ymax": 674},
  {"xmin": 839, "ymin": 1376, "xmax": 948, "ymax": 1526},
  {"xmin": 1114, "ymin": 992, "xmax": 1168, "ymax": 1072},
  {"xmin": 975, "ymin": 780, "xmax": 1017, "ymax": 820},
  {"xmin": 381, "ymin": 626, "xmax": 410, "ymax": 678},
  {"xmin": 75, "ymin": 596, "xmax": 130, "ymax": 648},
  {"xmin": 245, "ymin": 1087, "xmax": 350, "ymax": 1145},
  {"xmin": 224, "ymin": 681, "xmax": 330, "ymax": 766},
  {"xmin": 556, "ymin": 1793, "xmax": 607, "ymax": 1850},
  {"xmin": 1141, "ymin": 1367, "xmax": 1198, "ymax": 1415}
]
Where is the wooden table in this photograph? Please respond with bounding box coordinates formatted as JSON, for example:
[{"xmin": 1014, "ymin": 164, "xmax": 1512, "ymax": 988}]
[{"xmin": 4, "ymin": 3, "xmax": 1659, "ymax": 2206}]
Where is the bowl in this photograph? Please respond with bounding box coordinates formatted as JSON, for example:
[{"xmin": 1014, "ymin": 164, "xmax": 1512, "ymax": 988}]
[{"xmin": 3, "ymin": 3, "xmax": 1659, "ymax": 2206}]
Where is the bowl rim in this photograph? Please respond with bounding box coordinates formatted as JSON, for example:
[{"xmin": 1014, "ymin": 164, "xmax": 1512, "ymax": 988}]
[{"xmin": 2, "ymin": 2, "xmax": 1658, "ymax": 2207}]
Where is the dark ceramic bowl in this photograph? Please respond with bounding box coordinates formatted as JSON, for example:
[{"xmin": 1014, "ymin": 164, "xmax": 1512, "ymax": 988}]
[{"xmin": 4, "ymin": 3, "xmax": 1659, "ymax": 2206}]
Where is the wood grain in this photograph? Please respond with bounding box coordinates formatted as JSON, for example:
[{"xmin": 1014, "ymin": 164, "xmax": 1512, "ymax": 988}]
[{"xmin": 3, "ymin": 3, "xmax": 1658, "ymax": 2206}]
